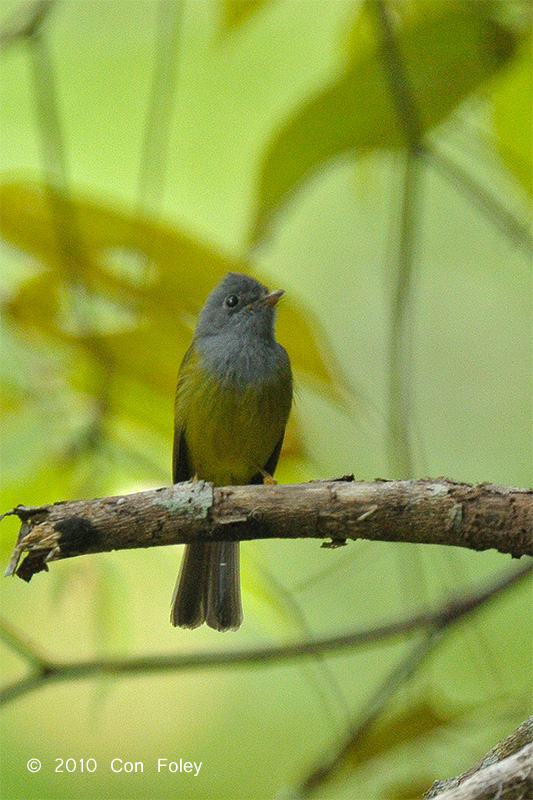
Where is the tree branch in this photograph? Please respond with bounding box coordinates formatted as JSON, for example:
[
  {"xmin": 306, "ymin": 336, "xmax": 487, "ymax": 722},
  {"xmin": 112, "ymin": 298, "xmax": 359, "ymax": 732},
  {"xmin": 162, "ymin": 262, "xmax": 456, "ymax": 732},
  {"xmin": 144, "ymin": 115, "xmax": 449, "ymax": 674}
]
[
  {"xmin": 425, "ymin": 716, "xmax": 533, "ymax": 800},
  {"xmin": 1, "ymin": 563, "xmax": 530, "ymax": 707},
  {"xmin": 2, "ymin": 478, "xmax": 531, "ymax": 581}
]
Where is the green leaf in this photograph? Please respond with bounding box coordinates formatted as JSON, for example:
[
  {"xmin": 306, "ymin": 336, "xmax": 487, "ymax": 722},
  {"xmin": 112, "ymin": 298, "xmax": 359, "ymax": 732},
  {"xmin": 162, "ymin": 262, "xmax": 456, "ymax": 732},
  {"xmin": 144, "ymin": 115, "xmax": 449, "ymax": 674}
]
[
  {"xmin": 490, "ymin": 36, "xmax": 533, "ymax": 198},
  {"xmin": 250, "ymin": 2, "xmax": 520, "ymax": 245},
  {"xmin": 219, "ymin": 0, "xmax": 271, "ymax": 33}
]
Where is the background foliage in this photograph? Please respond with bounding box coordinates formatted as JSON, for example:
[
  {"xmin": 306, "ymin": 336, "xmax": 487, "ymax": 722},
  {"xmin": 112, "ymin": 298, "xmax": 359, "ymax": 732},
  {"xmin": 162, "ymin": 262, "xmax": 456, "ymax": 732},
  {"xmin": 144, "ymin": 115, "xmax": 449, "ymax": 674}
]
[{"xmin": 0, "ymin": 1, "xmax": 531, "ymax": 799}]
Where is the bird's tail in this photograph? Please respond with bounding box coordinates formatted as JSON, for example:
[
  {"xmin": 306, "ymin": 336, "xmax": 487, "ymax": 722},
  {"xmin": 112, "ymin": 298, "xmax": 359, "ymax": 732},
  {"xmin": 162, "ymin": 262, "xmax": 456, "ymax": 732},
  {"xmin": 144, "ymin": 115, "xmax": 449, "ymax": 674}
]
[{"xmin": 171, "ymin": 541, "xmax": 243, "ymax": 631}]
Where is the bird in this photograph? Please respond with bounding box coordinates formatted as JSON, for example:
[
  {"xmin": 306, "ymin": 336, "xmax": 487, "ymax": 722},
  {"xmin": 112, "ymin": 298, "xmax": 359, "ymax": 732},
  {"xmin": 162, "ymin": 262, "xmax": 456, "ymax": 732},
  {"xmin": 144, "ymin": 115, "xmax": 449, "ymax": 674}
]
[{"xmin": 171, "ymin": 272, "xmax": 293, "ymax": 631}]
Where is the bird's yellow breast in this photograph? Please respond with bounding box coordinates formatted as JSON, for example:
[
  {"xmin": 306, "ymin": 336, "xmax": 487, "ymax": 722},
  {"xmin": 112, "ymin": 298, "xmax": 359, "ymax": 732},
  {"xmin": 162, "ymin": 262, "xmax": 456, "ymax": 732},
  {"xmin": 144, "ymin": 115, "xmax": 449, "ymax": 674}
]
[{"xmin": 175, "ymin": 346, "xmax": 291, "ymax": 486}]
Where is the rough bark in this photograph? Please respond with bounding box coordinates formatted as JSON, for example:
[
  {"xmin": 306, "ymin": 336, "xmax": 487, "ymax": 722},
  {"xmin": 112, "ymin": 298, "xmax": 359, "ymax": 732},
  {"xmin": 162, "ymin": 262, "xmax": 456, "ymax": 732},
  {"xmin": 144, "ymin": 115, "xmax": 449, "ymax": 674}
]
[
  {"xmin": 3, "ymin": 477, "xmax": 531, "ymax": 582},
  {"xmin": 425, "ymin": 717, "xmax": 533, "ymax": 800}
]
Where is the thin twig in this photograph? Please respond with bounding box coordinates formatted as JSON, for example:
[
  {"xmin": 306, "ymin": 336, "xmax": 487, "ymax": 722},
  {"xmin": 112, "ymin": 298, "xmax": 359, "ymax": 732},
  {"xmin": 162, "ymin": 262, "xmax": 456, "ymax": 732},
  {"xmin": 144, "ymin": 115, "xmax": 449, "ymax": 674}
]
[
  {"xmin": 373, "ymin": 0, "xmax": 422, "ymax": 147},
  {"xmin": 27, "ymin": 20, "xmax": 116, "ymax": 444},
  {"xmin": 373, "ymin": 1, "xmax": 424, "ymax": 477},
  {"xmin": 1, "ymin": 563, "xmax": 530, "ymax": 706},
  {"xmin": 386, "ymin": 148, "xmax": 421, "ymax": 478},
  {"xmin": 0, "ymin": 617, "xmax": 50, "ymax": 669},
  {"xmin": 424, "ymin": 144, "xmax": 533, "ymax": 253},
  {"xmin": 298, "ymin": 629, "xmax": 441, "ymax": 796},
  {"xmin": 136, "ymin": 0, "xmax": 183, "ymax": 215}
]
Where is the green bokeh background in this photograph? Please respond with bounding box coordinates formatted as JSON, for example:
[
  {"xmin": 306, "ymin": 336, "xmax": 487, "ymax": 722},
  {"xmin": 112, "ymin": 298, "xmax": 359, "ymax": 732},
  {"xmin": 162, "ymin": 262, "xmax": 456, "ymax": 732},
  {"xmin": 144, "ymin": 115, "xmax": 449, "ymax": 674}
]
[{"xmin": 0, "ymin": 2, "xmax": 531, "ymax": 799}]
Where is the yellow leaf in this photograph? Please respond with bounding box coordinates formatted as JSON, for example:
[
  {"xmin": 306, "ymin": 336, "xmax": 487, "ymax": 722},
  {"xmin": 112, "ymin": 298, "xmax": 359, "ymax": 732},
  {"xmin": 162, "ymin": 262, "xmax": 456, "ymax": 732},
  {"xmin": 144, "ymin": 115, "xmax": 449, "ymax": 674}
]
[{"xmin": 0, "ymin": 181, "xmax": 353, "ymax": 464}]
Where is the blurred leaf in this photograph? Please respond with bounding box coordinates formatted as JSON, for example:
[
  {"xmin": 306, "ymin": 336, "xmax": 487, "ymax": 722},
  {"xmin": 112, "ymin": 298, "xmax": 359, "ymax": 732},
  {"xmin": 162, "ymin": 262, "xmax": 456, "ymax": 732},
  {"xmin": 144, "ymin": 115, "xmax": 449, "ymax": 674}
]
[
  {"xmin": 250, "ymin": 2, "xmax": 520, "ymax": 244},
  {"xmin": 0, "ymin": 180, "xmax": 355, "ymax": 498},
  {"xmin": 0, "ymin": 181, "xmax": 348, "ymax": 405},
  {"xmin": 382, "ymin": 779, "xmax": 438, "ymax": 800},
  {"xmin": 490, "ymin": 36, "xmax": 533, "ymax": 198},
  {"xmin": 219, "ymin": 0, "xmax": 271, "ymax": 33},
  {"xmin": 351, "ymin": 699, "xmax": 455, "ymax": 765}
]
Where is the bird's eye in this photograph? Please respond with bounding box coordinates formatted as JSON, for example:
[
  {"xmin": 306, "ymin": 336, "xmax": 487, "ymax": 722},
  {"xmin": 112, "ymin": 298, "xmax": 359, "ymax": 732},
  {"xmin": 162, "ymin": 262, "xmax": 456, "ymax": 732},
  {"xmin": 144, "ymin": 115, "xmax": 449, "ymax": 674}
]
[{"xmin": 224, "ymin": 294, "xmax": 239, "ymax": 309}]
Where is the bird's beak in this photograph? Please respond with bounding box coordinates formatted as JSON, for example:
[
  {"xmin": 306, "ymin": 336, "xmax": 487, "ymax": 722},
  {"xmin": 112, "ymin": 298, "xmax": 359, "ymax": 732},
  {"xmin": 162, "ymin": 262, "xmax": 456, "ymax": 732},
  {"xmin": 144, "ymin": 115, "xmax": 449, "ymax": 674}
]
[{"xmin": 261, "ymin": 289, "xmax": 284, "ymax": 308}]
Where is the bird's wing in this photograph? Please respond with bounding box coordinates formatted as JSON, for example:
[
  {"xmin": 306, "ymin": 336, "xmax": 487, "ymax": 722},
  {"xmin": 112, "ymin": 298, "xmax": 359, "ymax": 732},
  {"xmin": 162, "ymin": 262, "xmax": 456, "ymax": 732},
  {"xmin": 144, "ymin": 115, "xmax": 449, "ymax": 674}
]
[
  {"xmin": 173, "ymin": 428, "xmax": 192, "ymax": 484},
  {"xmin": 172, "ymin": 345, "xmax": 195, "ymax": 483},
  {"xmin": 251, "ymin": 431, "xmax": 285, "ymax": 484}
]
